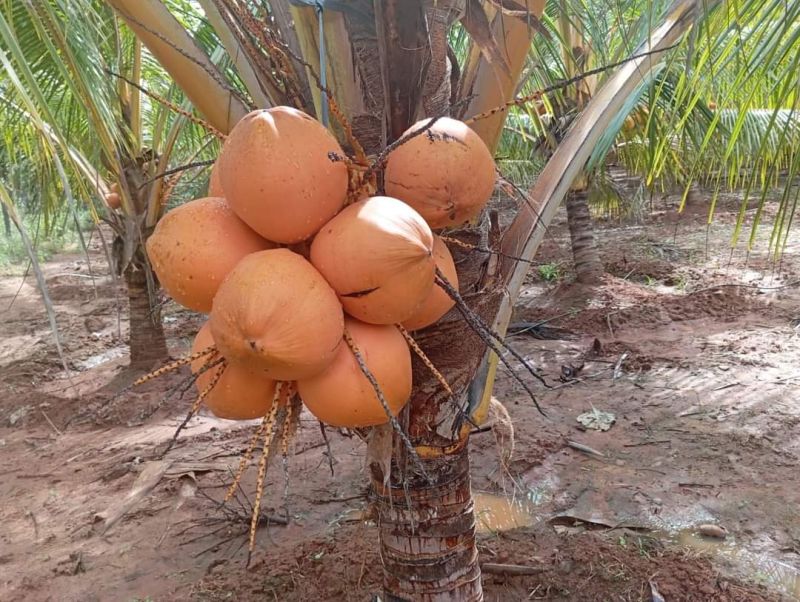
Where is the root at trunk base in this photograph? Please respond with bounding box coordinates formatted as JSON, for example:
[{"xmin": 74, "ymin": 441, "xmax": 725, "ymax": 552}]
[{"xmin": 372, "ymin": 440, "xmax": 483, "ymax": 602}]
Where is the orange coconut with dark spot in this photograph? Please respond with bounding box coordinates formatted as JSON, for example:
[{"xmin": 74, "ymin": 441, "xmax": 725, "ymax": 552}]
[
  {"xmin": 146, "ymin": 196, "xmax": 274, "ymax": 313},
  {"xmin": 297, "ymin": 318, "xmax": 411, "ymax": 428},
  {"xmin": 209, "ymin": 248, "xmax": 344, "ymax": 380},
  {"xmin": 310, "ymin": 196, "xmax": 435, "ymax": 325},
  {"xmin": 402, "ymin": 235, "xmax": 457, "ymax": 330},
  {"xmin": 384, "ymin": 117, "xmax": 496, "ymax": 229},
  {"xmin": 191, "ymin": 322, "xmax": 277, "ymax": 420},
  {"xmin": 217, "ymin": 107, "xmax": 348, "ymax": 243}
]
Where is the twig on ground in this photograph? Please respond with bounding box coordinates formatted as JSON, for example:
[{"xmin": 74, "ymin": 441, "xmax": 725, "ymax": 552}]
[
  {"xmin": 40, "ymin": 410, "xmax": 62, "ymax": 435},
  {"xmin": 480, "ymin": 563, "xmax": 546, "ymax": 576},
  {"xmin": 320, "ymin": 422, "xmax": 335, "ymax": 477},
  {"xmin": 538, "ymin": 367, "xmax": 612, "ymax": 391},
  {"xmin": 606, "ymin": 312, "xmax": 617, "ymax": 337},
  {"xmin": 613, "ymin": 353, "xmax": 629, "ymax": 379},
  {"xmin": 687, "ymin": 279, "xmax": 800, "ymax": 295},
  {"xmin": 565, "ymin": 440, "xmax": 605, "ymax": 458},
  {"xmin": 27, "ymin": 511, "xmax": 39, "ymax": 540},
  {"xmin": 310, "ymin": 494, "xmax": 366, "ymax": 505},
  {"xmin": 622, "ymin": 439, "xmax": 671, "ymax": 447}
]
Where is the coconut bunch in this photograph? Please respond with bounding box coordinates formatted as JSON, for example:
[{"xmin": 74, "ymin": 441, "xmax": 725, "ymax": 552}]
[
  {"xmin": 144, "ymin": 106, "xmax": 496, "ymax": 429},
  {"xmin": 105, "ymin": 182, "xmax": 122, "ymax": 210}
]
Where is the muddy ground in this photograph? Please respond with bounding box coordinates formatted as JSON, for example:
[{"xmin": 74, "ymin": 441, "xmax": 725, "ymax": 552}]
[{"xmin": 1, "ymin": 189, "xmax": 798, "ymax": 601}]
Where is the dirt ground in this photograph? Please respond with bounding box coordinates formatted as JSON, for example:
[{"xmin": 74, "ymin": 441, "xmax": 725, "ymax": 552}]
[{"xmin": 1, "ymin": 189, "xmax": 798, "ymax": 601}]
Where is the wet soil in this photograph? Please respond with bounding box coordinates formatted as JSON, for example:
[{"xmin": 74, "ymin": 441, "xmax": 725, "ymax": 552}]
[{"xmin": 0, "ymin": 191, "xmax": 798, "ymax": 601}]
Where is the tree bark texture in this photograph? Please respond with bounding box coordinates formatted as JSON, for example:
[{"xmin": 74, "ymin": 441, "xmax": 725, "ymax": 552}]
[
  {"xmin": 125, "ymin": 267, "xmax": 168, "ymax": 367},
  {"xmin": 375, "ymin": 0, "xmax": 431, "ymax": 140},
  {"xmin": 565, "ymin": 188, "xmax": 603, "ymax": 284},
  {"xmin": 374, "ymin": 438, "xmax": 482, "ymax": 601},
  {"xmin": 372, "ymin": 222, "xmax": 503, "ymax": 601},
  {"xmin": 348, "ymin": 6, "xmax": 506, "ymax": 599}
]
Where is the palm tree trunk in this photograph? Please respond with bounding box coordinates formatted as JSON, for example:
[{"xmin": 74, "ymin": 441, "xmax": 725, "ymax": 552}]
[
  {"xmin": 124, "ymin": 268, "xmax": 168, "ymax": 366},
  {"xmin": 375, "ymin": 439, "xmax": 482, "ymax": 601},
  {"xmin": 565, "ymin": 188, "xmax": 603, "ymax": 284},
  {"xmin": 372, "ymin": 235, "xmax": 500, "ymax": 601},
  {"xmin": 1, "ymin": 203, "xmax": 10, "ymax": 237}
]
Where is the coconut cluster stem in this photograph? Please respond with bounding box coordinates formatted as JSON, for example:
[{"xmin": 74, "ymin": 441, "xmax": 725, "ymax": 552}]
[
  {"xmin": 106, "ymin": 68, "xmax": 227, "ymax": 139},
  {"xmin": 104, "ymin": 4, "xmax": 253, "ymax": 110},
  {"xmin": 280, "ymin": 396, "xmax": 298, "ymax": 522},
  {"xmin": 162, "ymin": 357, "xmax": 227, "ymax": 456},
  {"xmin": 439, "ymin": 234, "xmax": 540, "ymax": 266},
  {"xmin": 133, "ymin": 345, "xmax": 217, "ymax": 386},
  {"xmin": 362, "ymin": 116, "xmax": 443, "ymax": 189},
  {"xmin": 223, "ymin": 406, "xmax": 275, "ymax": 504},
  {"xmin": 137, "ymin": 353, "xmax": 224, "ymax": 424},
  {"xmin": 247, "ymin": 382, "xmax": 284, "ymax": 566},
  {"xmin": 464, "ymin": 44, "xmax": 680, "ymax": 124},
  {"xmin": 343, "ymin": 328, "xmax": 432, "ymax": 483},
  {"xmin": 273, "ymin": 37, "xmax": 368, "ymax": 165}
]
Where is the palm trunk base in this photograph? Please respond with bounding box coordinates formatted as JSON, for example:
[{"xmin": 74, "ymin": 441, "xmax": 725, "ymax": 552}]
[
  {"xmin": 125, "ymin": 269, "xmax": 168, "ymax": 367},
  {"xmin": 374, "ymin": 437, "xmax": 483, "ymax": 602},
  {"xmin": 566, "ymin": 189, "xmax": 603, "ymax": 284}
]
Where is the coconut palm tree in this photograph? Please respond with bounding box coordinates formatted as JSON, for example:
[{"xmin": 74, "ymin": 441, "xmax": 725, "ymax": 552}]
[
  {"xmin": 96, "ymin": 3, "xmax": 709, "ymax": 599},
  {"xmin": 0, "ymin": 1, "xmax": 219, "ymax": 366},
  {"xmin": 6, "ymin": 0, "xmax": 800, "ymax": 599},
  {"xmin": 502, "ymin": 0, "xmax": 800, "ymax": 283}
]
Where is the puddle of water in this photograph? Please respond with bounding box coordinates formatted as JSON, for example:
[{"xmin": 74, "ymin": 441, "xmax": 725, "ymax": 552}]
[
  {"xmin": 471, "ymin": 492, "xmax": 800, "ymax": 599},
  {"xmin": 659, "ymin": 529, "xmax": 800, "ymax": 599},
  {"xmin": 473, "ymin": 492, "xmax": 538, "ymax": 534},
  {"xmin": 76, "ymin": 346, "xmax": 127, "ymax": 370},
  {"xmin": 472, "ymin": 477, "xmax": 557, "ymax": 534}
]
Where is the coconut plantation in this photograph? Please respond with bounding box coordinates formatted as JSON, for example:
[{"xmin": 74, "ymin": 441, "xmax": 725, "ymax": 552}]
[{"xmin": 1, "ymin": 1, "xmax": 799, "ymax": 601}]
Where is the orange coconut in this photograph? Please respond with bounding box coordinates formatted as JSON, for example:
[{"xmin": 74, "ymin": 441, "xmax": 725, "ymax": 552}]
[
  {"xmin": 297, "ymin": 318, "xmax": 411, "ymax": 428},
  {"xmin": 384, "ymin": 117, "xmax": 496, "ymax": 229},
  {"xmin": 310, "ymin": 196, "xmax": 435, "ymax": 325},
  {"xmin": 217, "ymin": 107, "xmax": 348, "ymax": 243},
  {"xmin": 208, "ymin": 160, "xmax": 224, "ymax": 197},
  {"xmin": 209, "ymin": 248, "xmax": 344, "ymax": 380},
  {"xmin": 105, "ymin": 192, "xmax": 122, "ymax": 210},
  {"xmin": 401, "ymin": 235, "xmax": 457, "ymax": 330},
  {"xmin": 146, "ymin": 196, "xmax": 274, "ymax": 313},
  {"xmin": 622, "ymin": 115, "xmax": 637, "ymax": 133},
  {"xmin": 191, "ymin": 322, "xmax": 277, "ymax": 420}
]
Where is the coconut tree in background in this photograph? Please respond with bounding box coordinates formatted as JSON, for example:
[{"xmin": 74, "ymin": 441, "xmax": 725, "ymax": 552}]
[
  {"xmin": 555, "ymin": 4, "xmax": 605, "ymax": 284},
  {"xmin": 500, "ymin": 0, "xmax": 800, "ymax": 282},
  {"xmin": 0, "ymin": 2, "xmax": 220, "ymax": 366},
  {"xmin": 609, "ymin": 0, "xmax": 800, "ymax": 254}
]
